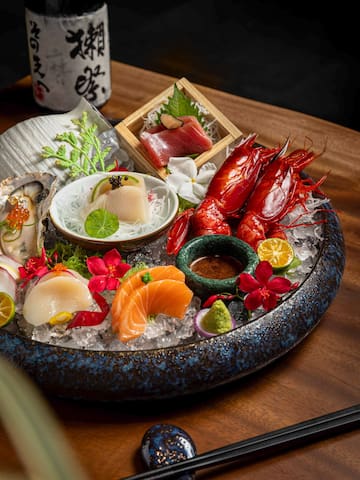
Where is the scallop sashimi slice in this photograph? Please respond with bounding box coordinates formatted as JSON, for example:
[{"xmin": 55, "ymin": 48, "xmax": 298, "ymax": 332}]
[
  {"xmin": 90, "ymin": 174, "xmax": 149, "ymax": 223},
  {"xmin": 105, "ymin": 185, "xmax": 150, "ymax": 223},
  {"xmin": 113, "ymin": 278, "xmax": 193, "ymax": 343},
  {"xmin": 23, "ymin": 272, "xmax": 93, "ymax": 326},
  {"xmin": 111, "ymin": 265, "xmax": 185, "ymax": 331}
]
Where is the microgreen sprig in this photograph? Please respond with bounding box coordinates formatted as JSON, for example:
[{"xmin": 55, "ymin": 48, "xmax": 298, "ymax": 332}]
[{"xmin": 41, "ymin": 112, "xmax": 114, "ymax": 178}]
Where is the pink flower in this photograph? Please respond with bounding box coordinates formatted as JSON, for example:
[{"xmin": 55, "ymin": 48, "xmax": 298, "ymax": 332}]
[
  {"xmin": 237, "ymin": 261, "xmax": 298, "ymax": 312},
  {"xmin": 86, "ymin": 248, "xmax": 131, "ymax": 293}
]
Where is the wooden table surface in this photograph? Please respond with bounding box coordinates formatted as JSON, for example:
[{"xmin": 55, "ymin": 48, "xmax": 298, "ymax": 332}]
[{"xmin": 0, "ymin": 61, "xmax": 359, "ymax": 479}]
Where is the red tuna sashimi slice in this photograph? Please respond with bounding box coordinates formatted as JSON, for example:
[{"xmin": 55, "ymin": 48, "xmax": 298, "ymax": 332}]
[{"xmin": 139, "ymin": 115, "xmax": 213, "ymax": 168}]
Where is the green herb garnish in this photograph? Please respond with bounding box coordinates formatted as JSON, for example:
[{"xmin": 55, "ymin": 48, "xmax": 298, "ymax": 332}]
[
  {"xmin": 141, "ymin": 272, "xmax": 153, "ymax": 284},
  {"xmin": 157, "ymin": 84, "xmax": 206, "ymax": 127},
  {"xmin": 46, "ymin": 241, "xmax": 92, "ymax": 279},
  {"xmin": 121, "ymin": 262, "xmax": 149, "ymax": 283},
  {"xmin": 41, "ymin": 111, "xmax": 114, "ymax": 178},
  {"xmin": 275, "ymin": 256, "xmax": 302, "ymax": 275},
  {"xmin": 177, "ymin": 195, "xmax": 197, "ymax": 213},
  {"xmin": 84, "ymin": 208, "xmax": 119, "ymax": 238}
]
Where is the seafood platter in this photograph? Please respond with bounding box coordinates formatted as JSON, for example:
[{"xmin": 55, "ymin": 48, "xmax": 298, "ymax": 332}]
[{"xmin": 0, "ymin": 81, "xmax": 345, "ymax": 402}]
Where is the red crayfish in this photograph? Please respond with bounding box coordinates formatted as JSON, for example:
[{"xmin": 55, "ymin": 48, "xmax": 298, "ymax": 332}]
[{"xmin": 166, "ymin": 133, "xmax": 327, "ymax": 255}]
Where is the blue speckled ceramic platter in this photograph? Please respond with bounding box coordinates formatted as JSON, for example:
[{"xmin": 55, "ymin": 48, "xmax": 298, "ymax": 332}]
[
  {"xmin": 0, "ymin": 203, "xmax": 344, "ymax": 402},
  {"xmin": 0, "ymin": 105, "xmax": 345, "ymax": 401}
]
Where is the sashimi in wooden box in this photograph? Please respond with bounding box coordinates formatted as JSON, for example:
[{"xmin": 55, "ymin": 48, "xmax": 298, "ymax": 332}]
[{"xmin": 115, "ymin": 78, "xmax": 243, "ymax": 179}]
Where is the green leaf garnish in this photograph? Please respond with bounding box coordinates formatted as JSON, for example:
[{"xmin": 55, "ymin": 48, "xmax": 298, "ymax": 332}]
[
  {"xmin": 275, "ymin": 256, "xmax": 302, "ymax": 275},
  {"xmin": 46, "ymin": 241, "xmax": 93, "ymax": 279},
  {"xmin": 121, "ymin": 262, "xmax": 149, "ymax": 283},
  {"xmin": 157, "ymin": 84, "xmax": 206, "ymax": 127},
  {"xmin": 141, "ymin": 272, "xmax": 153, "ymax": 284},
  {"xmin": 41, "ymin": 111, "xmax": 114, "ymax": 178},
  {"xmin": 84, "ymin": 209, "xmax": 119, "ymax": 238},
  {"xmin": 177, "ymin": 195, "xmax": 197, "ymax": 213}
]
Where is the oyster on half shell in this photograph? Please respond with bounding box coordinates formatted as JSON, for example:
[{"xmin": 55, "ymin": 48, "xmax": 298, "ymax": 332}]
[{"xmin": 0, "ymin": 172, "xmax": 57, "ymax": 264}]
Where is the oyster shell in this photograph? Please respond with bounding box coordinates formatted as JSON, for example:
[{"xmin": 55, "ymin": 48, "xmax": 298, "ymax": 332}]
[{"xmin": 0, "ymin": 172, "xmax": 57, "ymax": 264}]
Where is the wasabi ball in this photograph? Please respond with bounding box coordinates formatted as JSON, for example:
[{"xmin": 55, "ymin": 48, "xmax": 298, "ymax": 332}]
[{"xmin": 194, "ymin": 299, "xmax": 236, "ymax": 338}]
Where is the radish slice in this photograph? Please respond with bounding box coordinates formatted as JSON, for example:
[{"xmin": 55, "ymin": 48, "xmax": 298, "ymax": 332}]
[
  {"xmin": 0, "ymin": 266, "xmax": 17, "ymax": 300},
  {"xmin": 194, "ymin": 300, "xmax": 236, "ymax": 338},
  {"xmin": 0, "ymin": 254, "xmax": 22, "ymax": 281}
]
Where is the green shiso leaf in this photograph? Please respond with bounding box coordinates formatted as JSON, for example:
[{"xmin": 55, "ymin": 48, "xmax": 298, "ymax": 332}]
[{"xmin": 157, "ymin": 84, "xmax": 206, "ymax": 127}]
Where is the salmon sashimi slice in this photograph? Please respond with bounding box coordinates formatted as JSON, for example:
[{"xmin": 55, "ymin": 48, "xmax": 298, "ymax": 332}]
[
  {"xmin": 113, "ymin": 278, "xmax": 193, "ymax": 343},
  {"xmin": 111, "ymin": 265, "xmax": 185, "ymax": 331},
  {"xmin": 139, "ymin": 115, "xmax": 213, "ymax": 168}
]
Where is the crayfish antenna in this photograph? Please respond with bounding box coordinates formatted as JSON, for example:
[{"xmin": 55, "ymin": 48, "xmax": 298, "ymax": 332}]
[{"xmin": 271, "ymin": 136, "xmax": 290, "ymax": 162}]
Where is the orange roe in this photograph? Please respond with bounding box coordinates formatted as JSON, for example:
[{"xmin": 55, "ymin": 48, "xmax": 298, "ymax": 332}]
[
  {"xmin": 52, "ymin": 263, "xmax": 69, "ymax": 274},
  {"xmin": 6, "ymin": 201, "xmax": 30, "ymax": 230}
]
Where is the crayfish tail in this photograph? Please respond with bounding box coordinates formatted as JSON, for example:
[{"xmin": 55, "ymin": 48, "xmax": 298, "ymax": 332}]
[{"xmin": 236, "ymin": 212, "xmax": 266, "ymax": 251}]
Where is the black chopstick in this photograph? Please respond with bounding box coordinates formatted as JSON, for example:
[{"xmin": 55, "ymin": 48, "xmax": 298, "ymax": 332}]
[{"xmin": 120, "ymin": 404, "xmax": 360, "ymax": 480}]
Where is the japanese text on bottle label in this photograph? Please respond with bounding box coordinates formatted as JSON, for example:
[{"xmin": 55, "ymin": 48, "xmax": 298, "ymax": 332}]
[{"xmin": 25, "ymin": 4, "xmax": 111, "ymax": 111}]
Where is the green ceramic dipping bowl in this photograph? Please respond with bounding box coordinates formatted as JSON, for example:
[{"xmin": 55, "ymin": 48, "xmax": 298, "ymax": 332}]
[{"xmin": 176, "ymin": 235, "xmax": 259, "ymax": 300}]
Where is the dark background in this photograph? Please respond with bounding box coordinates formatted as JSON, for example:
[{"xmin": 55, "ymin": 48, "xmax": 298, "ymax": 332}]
[{"xmin": 1, "ymin": 1, "xmax": 359, "ymax": 131}]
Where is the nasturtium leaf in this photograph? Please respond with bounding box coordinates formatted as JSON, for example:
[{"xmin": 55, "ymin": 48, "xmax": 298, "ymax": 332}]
[{"xmin": 84, "ymin": 208, "xmax": 119, "ymax": 238}]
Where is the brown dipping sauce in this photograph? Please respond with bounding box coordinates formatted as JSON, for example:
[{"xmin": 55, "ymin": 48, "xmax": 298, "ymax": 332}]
[{"xmin": 190, "ymin": 255, "xmax": 244, "ymax": 280}]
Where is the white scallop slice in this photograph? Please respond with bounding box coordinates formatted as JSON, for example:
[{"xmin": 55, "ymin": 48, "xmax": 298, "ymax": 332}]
[
  {"xmin": 23, "ymin": 271, "xmax": 93, "ymax": 326},
  {"xmin": 105, "ymin": 186, "xmax": 150, "ymax": 223}
]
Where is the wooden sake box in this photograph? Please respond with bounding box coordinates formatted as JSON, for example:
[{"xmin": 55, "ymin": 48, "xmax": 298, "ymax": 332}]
[{"xmin": 115, "ymin": 77, "xmax": 242, "ymax": 179}]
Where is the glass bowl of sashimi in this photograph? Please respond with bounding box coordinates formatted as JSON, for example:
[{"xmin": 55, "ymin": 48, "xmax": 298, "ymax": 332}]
[{"xmin": 49, "ymin": 171, "xmax": 179, "ymax": 252}]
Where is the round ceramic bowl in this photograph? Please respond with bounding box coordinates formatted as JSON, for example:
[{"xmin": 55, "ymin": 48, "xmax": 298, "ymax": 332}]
[
  {"xmin": 49, "ymin": 172, "xmax": 179, "ymax": 252},
  {"xmin": 176, "ymin": 235, "xmax": 259, "ymax": 299}
]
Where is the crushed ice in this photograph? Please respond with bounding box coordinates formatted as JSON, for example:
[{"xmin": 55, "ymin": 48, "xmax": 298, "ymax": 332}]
[{"xmin": 12, "ymin": 193, "xmax": 328, "ymax": 351}]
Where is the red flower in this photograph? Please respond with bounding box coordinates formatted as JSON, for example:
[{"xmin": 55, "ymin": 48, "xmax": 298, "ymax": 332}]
[
  {"xmin": 237, "ymin": 261, "xmax": 298, "ymax": 312},
  {"xmin": 19, "ymin": 247, "xmax": 50, "ymax": 287},
  {"xmin": 86, "ymin": 248, "xmax": 131, "ymax": 293}
]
